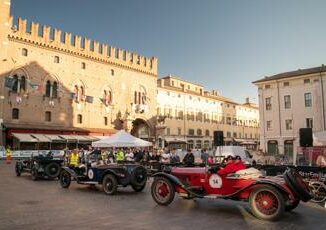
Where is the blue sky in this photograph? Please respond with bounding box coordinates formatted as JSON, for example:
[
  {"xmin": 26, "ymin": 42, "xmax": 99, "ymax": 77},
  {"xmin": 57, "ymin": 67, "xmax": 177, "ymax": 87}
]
[{"xmin": 11, "ymin": 0, "xmax": 326, "ymax": 103}]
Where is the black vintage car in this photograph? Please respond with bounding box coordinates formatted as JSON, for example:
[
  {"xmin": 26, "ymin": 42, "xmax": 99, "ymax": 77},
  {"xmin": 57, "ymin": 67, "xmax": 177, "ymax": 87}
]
[
  {"xmin": 15, "ymin": 153, "xmax": 63, "ymax": 180},
  {"xmin": 59, "ymin": 163, "xmax": 148, "ymax": 195}
]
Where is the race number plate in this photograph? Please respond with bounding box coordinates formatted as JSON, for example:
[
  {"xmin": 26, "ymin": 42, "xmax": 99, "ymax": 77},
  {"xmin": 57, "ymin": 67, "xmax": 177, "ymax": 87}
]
[{"xmin": 209, "ymin": 174, "xmax": 223, "ymax": 188}]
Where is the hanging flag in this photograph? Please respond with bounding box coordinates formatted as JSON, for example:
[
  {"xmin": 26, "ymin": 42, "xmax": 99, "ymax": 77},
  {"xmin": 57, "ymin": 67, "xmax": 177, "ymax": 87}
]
[{"xmin": 4, "ymin": 77, "xmax": 16, "ymax": 89}]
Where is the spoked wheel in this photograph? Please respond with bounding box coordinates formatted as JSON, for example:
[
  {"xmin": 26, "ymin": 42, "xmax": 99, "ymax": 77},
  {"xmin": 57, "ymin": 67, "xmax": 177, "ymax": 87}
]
[
  {"xmin": 102, "ymin": 174, "xmax": 118, "ymax": 195},
  {"xmin": 309, "ymin": 181, "xmax": 326, "ymax": 203},
  {"xmin": 45, "ymin": 163, "xmax": 60, "ymax": 179},
  {"xmin": 151, "ymin": 177, "xmax": 175, "ymax": 206},
  {"xmin": 249, "ymin": 185, "xmax": 285, "ymax": 221},
  {"xmin": 60, "ymin": 170, "xmax": 71, "ymax": 188}
]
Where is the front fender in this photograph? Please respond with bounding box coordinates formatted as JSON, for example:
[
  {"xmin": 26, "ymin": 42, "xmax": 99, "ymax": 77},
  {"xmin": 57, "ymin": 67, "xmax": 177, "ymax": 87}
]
[
  {"xmin": 61, "ymin": 166, "xmax": 79, "ymax": 179},
  {"xmin": 152, "ymin": 172, "xmax": 185, "ymax": 187}
]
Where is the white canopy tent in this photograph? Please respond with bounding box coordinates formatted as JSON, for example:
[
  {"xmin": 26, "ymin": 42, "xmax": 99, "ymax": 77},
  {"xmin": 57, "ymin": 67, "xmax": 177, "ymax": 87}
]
[
  {"xmin": 92, "ymin": 130, "xmax": 152, "ymax": 148},
  {"xmin": 313, "ymin": 131, "xmax": 326, "ymax": 146}
]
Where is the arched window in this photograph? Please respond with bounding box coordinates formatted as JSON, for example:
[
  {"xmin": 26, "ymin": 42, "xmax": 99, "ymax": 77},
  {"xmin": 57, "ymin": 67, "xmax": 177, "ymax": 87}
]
[
  {"xmin": 134, "ymin": 91, "xmax": 137, "ymax": 104},
  {"xmin": 108, "ymin": 90, "xmax": 112, "ymax": 104},
  {"xmin": 54, "ymin": 56, "xmax": 60, "ymax": 63},
  {"xmin": 74, "ymin": 85, "xmax": 79, "ymax": 102},
  {"xmin": 52, "ymin": 82, "xmax": 58, "ymax": 98},
  {"xmin": 197, "ymin": 129, "xmax": 202, "ymax": 136},
  {"xmin": 12, "ymin": 75, "xmax": 19, "ymax": 93},
  {"xmin": 12, "ymin": 108, "xmax": 19, "ymax": 119},
  {"xmin": 45, "ymin": 81, "xmax": 51, "ymax": 97},
  {"xmin": 77, "ymin": 114, "xmax": 82, "ymax": 124},
  {"xmin": 22, "ymin": 48, "xmax": 28, "ymax": 56},
  {"xmin": 205, "ymin": 130, "xmax": 210, "ymax": 136},
  {"xmin": 20, "ymin": 76, "xmax": 26, "ymax": 92},
  {"xmin": 80, "ymin": 86, "xmax": 85, "ymax": 101}
]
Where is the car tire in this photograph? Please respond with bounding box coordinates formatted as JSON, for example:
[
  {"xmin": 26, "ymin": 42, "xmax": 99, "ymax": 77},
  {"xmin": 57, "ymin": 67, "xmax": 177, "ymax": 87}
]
[
  {"xmin": 31, "ymin": 168, "xmax": 38, "ymax": 181},
  {"xmin": 45, "ymin": 162, "xmax": 61, "ymax": 178},
  {"xmin": 285, "ymin": 199, "xmax": 300, "ymax": 212},
  {"xmin": 131, "ymin": 184, "xmax": 146, "ymax": 192},
  {"xmin": 130, "ymin": 166, "xmax": 147, "ymax": 187},
  {"xmin": 59, "ymin": 170, "xmax": 71, "ymax": 188},
  {"xmin": 151, "ymin": 177, "xmax": 175, "ymax": 206},
  {"xmin": 284, "ymin": 168, "xmax": 312, "ymax": 202},
  {"xmin": 102, "ymin": 174, "xmax": 118, "ymax": 195},
  {"xmin": 249, "ymin": 185, "xmax": 285, "ymax": 221}
]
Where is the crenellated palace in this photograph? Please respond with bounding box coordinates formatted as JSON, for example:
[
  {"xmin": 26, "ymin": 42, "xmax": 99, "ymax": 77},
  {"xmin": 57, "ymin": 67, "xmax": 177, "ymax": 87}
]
[{"xmin": 0, "ymin": 0, "xmax": 259, "ymax": 150}]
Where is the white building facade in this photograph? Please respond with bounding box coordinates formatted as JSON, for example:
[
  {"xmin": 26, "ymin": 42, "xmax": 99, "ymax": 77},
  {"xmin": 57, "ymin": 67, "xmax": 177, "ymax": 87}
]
[
  {"xmin": 253, "ymin": 65, "xmax": 326, "ymax": 156},
  {"xmin": 157, "ymin": 76, "xmax": 260, "ymax": 150}
]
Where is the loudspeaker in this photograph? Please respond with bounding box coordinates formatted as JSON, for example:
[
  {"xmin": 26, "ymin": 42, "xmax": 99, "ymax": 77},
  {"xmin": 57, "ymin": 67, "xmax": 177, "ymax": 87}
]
[
  {"xmin": 299, "ymin": 128, "xmax": 313, "ymax": 147},
  {"xmin": 214, "ymin": 131, "xmax": 224, "ymax": 146}
]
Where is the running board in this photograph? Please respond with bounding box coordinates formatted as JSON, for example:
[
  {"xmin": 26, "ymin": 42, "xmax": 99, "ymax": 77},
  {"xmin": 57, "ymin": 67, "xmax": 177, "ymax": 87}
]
[{"xmin": 78, "ymin": 181, "xmax": 99, "ymax": 185}]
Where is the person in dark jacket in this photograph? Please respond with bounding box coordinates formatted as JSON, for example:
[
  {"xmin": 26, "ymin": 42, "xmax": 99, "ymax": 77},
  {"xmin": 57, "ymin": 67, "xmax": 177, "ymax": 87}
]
[{"xmin": 183, "ymin": 149, "xmax": 194, "ymax": 166}]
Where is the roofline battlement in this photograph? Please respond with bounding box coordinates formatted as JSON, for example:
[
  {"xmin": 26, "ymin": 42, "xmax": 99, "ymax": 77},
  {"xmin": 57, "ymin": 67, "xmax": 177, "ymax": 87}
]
[{"xmin": 8, "ymin": 17, "xmax": 158, "ymax": 76}]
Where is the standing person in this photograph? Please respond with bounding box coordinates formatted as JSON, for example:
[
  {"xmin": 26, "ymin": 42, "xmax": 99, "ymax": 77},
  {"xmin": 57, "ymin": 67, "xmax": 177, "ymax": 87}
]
[
  {"xmin": 316, "ymin": 149, "xmax": 326, "ymax": 167},
  {"xmin": 5, "ymin": 146, "xmax": 12, "ymax": 164},
  {"xmin": 200, "ymin": 149, "xmax": 209, "ymax": 164},
  {"xmin": 116, "ymin": 148, "xmax": 125, "ymax": 162},
  {"xmin": 183, "ymin": 149, "xmax": 194, "ymax": 166},
  {"xmin": 161, "ymin": 149, "xmax": 171, "ymax": 164},
  {"xmin": 69, "ymin": 149, "xmax": 80, "ymax": 167},
  {"xmin": 170, "ymin": 149, "xmax": 180, "ymax": 164},
  {"xmin": 125, "ymin": 148, "xmax": 134, "ymax": 162}
]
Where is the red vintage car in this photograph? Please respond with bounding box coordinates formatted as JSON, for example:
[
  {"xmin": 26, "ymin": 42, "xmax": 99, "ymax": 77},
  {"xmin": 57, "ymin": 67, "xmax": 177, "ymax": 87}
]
[{"xmin": 151, "ymin": 166, "xmax": 312, "ymax": 221}]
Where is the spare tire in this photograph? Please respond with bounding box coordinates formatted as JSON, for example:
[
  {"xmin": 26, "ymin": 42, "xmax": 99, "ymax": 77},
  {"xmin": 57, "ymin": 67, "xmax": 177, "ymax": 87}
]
[
  {"xmin": 284, "ymin": 168, "xmax": 312, "ymax": 202},
  {"xmin": 45, "ymin": 162, "xmax": 61, "ymax": 178},
  {"xmin": 130, "ymin": 166, "xmax": 147, "ymax": 187}
]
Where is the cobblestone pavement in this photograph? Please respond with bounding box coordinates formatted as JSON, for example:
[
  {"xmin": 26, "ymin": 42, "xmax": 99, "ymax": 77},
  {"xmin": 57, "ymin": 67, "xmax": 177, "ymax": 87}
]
[{"xmin": 0, "ymin": 161, "xmax": 325, "ymax": 230}]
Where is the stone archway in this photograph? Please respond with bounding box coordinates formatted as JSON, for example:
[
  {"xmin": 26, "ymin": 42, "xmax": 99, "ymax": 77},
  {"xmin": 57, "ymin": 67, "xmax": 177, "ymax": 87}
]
[{"xmin": 131, "ymin": 118, "xmax": 151, "ymax": 140}]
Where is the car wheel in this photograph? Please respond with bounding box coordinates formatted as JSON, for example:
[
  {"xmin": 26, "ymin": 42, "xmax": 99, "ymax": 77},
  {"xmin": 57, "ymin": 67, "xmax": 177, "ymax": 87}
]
[
  {"xmin": 102, "ymin": 174, "xmax": 118, "ymax": 195},
  {"xmin": 60, "ymin": 170, "xmax": 71, "ymax": 188},
  {"xmin": 309, "ymin": 181, "xmax": 326, "ymax": 203},
  {"xmin": 284, "ymin": 168, "xmax": 312, "ymax": 202},
  {"xmin": 45, "ymin": 162, "xmax": 61, "ymax": 178},
  {"xmin": 285, "ymin": 199, "xmax": 300, "ymax": 212},
  {"xmin": 151, "ymin": 177, "xmax": 175, "ymax": 206},
  {"xmin": 130, "ymin": 166, "xmax": 147, "ymax": 187},
  {"xmin": 31, "ymin": 168, "xmax": 38, "ymax": 181},
  {"xmin": 249, "ymin": 185, "xmax": 285, "ymax": 221},
  {"xmin": 131, "ymin": 184, "xmax": 146, "ymax": 192}
]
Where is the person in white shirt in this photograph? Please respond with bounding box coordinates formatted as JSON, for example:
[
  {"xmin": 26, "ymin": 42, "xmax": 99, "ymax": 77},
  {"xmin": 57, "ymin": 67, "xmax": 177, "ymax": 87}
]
[
  {"xmin": 125, "ymin": 149, "xmax": 134, "ymax": 162},
  {"xmin": 161, "ymin": 149, "xmax": 171, "ymax": 164}
]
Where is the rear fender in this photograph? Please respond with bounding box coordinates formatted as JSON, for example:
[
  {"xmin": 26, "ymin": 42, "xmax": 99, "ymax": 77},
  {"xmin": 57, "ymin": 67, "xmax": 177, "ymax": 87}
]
[{"xmin": 252, "ymin": 180, "xmax": 297, "ymax": 200}]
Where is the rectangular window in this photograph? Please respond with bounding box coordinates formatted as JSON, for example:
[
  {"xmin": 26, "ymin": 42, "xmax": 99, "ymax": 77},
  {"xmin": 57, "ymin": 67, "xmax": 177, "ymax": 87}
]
[
  {"xmin": 267, "ymin": 121, "xmax": 272, "ymax": 131},
  {"xmin": 283, "ymin": 82, "xmax": 289, "ymax": 87},
  {"xmin": 81, "ymin": 62, "xmax": 86, "ymax": 69},
  {"xmin": 304, "ymin": 93, "xmax": 312, "ymax": 107},
  {"xmin": 77, "ymin": 114, "xmax": 82, "ymax": 124},
  {"xmin": 45, "ymin": 111, "xmax": 51, "ymax": 122},
  {"xmin": 166, "ymin": 128, "xmax": 170, "ymax": 135},
  {"xmin": 265, "ymin": 97, "xmax": 272, "ymax": 110},
  {"xmin": 178, "ymin": 128, "xmax": 182, "ymax": 135},
  {"xmin": 285, "ymin": 119, "xmax": 292, "ymax": 130},
  {"xmin": 265, "ymin": 84, "xmax": 271, "ymax": 89},
  {"xmin": 306, "ymin": 118, "xmax": 313, "ymax": 128},
  {"xmin": 104, "ymin": 117, "xmax": 108, "ymax": 126},
  {"xmin": 188, "ymin": 129, "xmax": 195, "ymax": 136},
  {"xmin": 284, "ymin": 95, "xmax": 291, "ymax": 109},
  {"xmin": 304, "ymin": 79, "xmax": 310, "ymax": 84},
  {"xmin": 227, "ymin": 132, "xmax": 231, "ymax": 138},
  {"xmin": 22, "ymin": 48, "xmax": 28, "ymax": 56}
]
